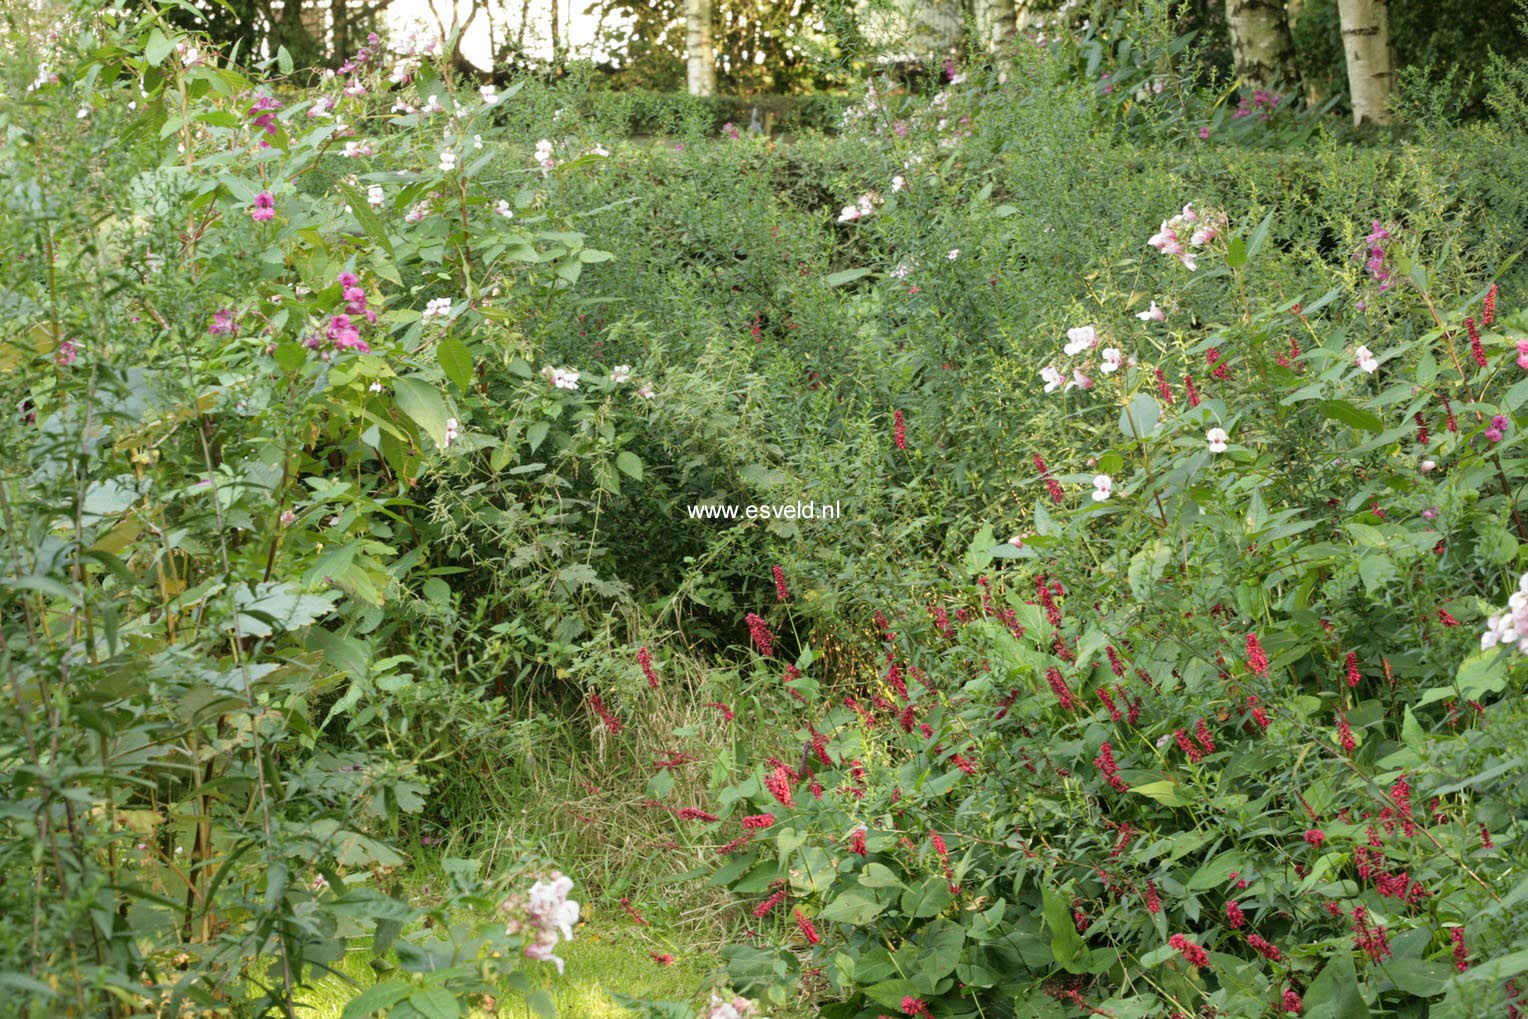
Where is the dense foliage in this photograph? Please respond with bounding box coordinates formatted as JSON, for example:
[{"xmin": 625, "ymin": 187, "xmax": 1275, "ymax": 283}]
[{"xmin": 7, "ymin": 3, "xmax": 1528, "ymax": 1019}]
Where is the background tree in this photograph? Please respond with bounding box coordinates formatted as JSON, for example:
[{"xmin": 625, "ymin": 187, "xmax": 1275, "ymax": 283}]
[
  {"xmin": 1223, "ymin": 0, "xmax": 1296, "ymax": 90},
  {"xmin": 685, "ymin": 0, "xmax": 716, "ymax": 95},
  {"xmin": 1335, "ymin": 0, "xmax": 1394, "ymax": 124}
]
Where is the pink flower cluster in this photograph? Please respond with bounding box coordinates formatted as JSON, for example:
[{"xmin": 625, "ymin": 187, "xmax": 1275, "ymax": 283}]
[
  {"xmin": 1148, "ymin": 204, "xmax": 1222, "ymax": 270},
  {"xmin": 702, "ymin": 991, "xmax": 761, "ymax": 1019},
  {"xmin": 1357, "ymin": 221, "xmax": 1393, "ymax": 292},
  {"xmin": 305, "ymin": 272, "xmax": 376, "ymax": 355},
  {"xmin": 248, "ymin": 94, "xmax": 281, "ymax": 146},
  {"xmin": 500, "ymin": 872, "xmax": 580, "ymax": 975}
]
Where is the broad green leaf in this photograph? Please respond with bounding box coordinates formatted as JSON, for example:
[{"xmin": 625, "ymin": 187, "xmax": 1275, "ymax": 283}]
[
  {"xmin": 394, "ymin": 377, "xmax": 451, "ymax": 449},
  {"xmin": 437, "ymin": 337, "xmax": 473, "ymax": 391},
  {"xmin": 615, "ymin": 451, "xmax": 643, "ymax": 481},
  {"xmin": 818, "ymin": 888, "xmax": 886, "ymax": 925},
  {"xmin": 341, "ymin": 980, "xmax": 411, "ymax": 1019},
  {"xmin": 825, "ymin": 267, "xmax": 872, "ymax": 287},
  {"xmin": 146, "ymin": 29, "xmax": 174, "ymax": 66},
  {"xmin": 1320, "ymin": 400, "xmax": 1383, "ymax": 434},
  {"xmin": 1304, "ymin": 949, "xmax": 1368, "ymax": 1019},
  {"xmin": 407, "ymin": 988, "xmax": 461, "ymax": 1019},
  {"xmin": 901, "ymin": 877, "xmax": 954, "ymax": 918},
  {"xmin": 1041, "ymin": 885, "xmax": 1083, "ymax": 969},
  {"xmin": 1119, "ymin": 393, "xmax": 1161, "ymax": 439}
]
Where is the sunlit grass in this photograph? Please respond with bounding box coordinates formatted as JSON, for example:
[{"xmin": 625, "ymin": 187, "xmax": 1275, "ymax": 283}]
[{"xmin": 297, "ymin": 924, "xmax": 719, "ymax": 1019}]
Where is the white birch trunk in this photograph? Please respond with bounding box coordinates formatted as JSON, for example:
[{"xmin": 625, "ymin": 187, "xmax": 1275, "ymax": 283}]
[
  {"xmin": 685, "ymin": 0, "xmax": 715, "ymax": 97},
  {"xmin": 1336, "ymin": 0, "xmax": 1395, "ymax": 125},
  {"xmin": 1223, "ymin": 0, "xmax": 1297, "ymax": 91},
  {"xmin": 974, "ymin": 0, "xmax": 1016, "ymax": 51}
]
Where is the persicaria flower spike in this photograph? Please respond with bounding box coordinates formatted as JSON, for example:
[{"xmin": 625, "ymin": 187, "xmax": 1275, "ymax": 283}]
[
  {"xmin": 1246, "ymin": 633, "xmax": 1269, "ymax": 677},
  {"xmin": 746, "ymin": 613, "xmax": 776, "ymax": 657},
  {"xmin": 1168, "ymin": 933, "xmax": 1210, "ymax": 969}
]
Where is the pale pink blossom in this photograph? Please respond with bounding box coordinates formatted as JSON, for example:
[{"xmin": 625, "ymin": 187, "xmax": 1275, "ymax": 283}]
[
  {"xmin": 1064, "ymin": 325, "xmax": 1099, "ymax": 356},
  {"xmin": 1091, "ymin": 474, "xmax": 1114, "ymax": 501},
  {"xmin": 1206, "ymin": 427, "xmax": 1228, "ymax": 452},
  {"xmin": 1136, "ymin": 301, "xmax": 1166, "ymax": 322},
  {"xmin": 1100, "ymin": 348, "xmax": 1123, "ymax": 373}
]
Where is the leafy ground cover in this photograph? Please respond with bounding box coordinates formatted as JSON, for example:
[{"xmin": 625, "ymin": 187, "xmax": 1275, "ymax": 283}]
[{"xmin": 6, "ymin": 3, "xmax": 1528, "ymax": 1018}]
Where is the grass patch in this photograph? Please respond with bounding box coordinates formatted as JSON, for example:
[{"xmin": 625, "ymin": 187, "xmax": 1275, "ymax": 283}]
[{"xmin": 296, "ymin": 924, "xmax": 723, "ymax": 1019}]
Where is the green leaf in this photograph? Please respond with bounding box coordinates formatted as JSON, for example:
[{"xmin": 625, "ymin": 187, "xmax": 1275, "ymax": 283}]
[
  {"xmin": 1042, "ymin": 885, "xmax": 1083, "ymax": 969},
  {"xmin": 859, "ymin": 863, "xmax": 906, "ymax": 889},
  {"xmin": 1358, "ymin": 553, "xmax": 1397, "ymax": 594},
  {"xmin": 526, "ymin": 990, "xmax": 556, "ymax": 1018},
  {"xmin": 527, "ymin": 420, "xmax": 550, "ymax": 453},
  {"xmin": 1130, "ymin": 780, "xmax": 1189, "ymax": 806},
  {"xmin": 437, "ymin": 338, "xmax": 473, "ymax": 391},
  {"xmin": 1320, "ymin": 400, "xmax": 1383, "ymax": 434},
  {"xmin": 1246, "ymin": 211, "xmax": 1275, "ymax": 260},
  {"xmin": 900, "ymin": 877, "xmax": 954, "ymax": 918},
  {"xmin": 277, "ymin": 45, "xmax": 294, "ymax": 74},
  {"xmin": 273, "ymin": 341, "xmax": 306, "ymax": 372},
  {"xmin": 342, "ymin": 981, "xmax": 412, "ymax": 1019},
  {"xmin": 1387, "ymin": 960, "xmax": 1455, "ymax": 997},
  {"xmin": 394, "ymin": 377, "xmax": 451, "ymax": 449},
  {"xmin": 1119, "ymin": 394, "xmax": 1161, "ymax": 439},
  {"xmin": 1226, "ymin": 236, "xmax": 1248, "ymax": 268},
  {"xmin": 818, "ymin": 888, "xmax": 887, "ymax": 925},
  {"xmin": 911, "ymin": 919, "xmax": 965, "ymax": 988},
  {"xmin": 615, "ymin": 450, "xmax": 644, "ymax": 481},
  {"xmin": 1304, "ymin": 949, "xmax": 1368, "ymax": 1019},
  {"xmin": 146, "ymin": 29, "xmax": 174, "ymax": 66},
  {"xmin": 408, "ymin": 988, "xmax": 461, "ymax": 1019},
  {"xmin": 825, "ymin": 267, "xmax": 872, "ymax": 287}
]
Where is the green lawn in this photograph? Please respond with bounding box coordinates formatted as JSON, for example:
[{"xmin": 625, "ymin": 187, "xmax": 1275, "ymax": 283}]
[{"xmin": 297, "ymin": 925, "xmax": 721, "ymax": 1019}]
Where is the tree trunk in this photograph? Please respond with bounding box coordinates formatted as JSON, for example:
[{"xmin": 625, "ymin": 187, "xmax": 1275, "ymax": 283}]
[
  {"xmin": 974, "ymin": 0, "xmax": 1016, "ymax": 51},
  {"xmin": 1336, "ymin": 0, "xmax": 1395, "ymax": 125},
  {"xmin": 1223, "ymin": 0, "xmax": 1297, "ymax": 91},
  {"xmin": 901, "ymin": 0, "xmax": 964, "ymax": 60},
  {"xmin": 685, "ymin": 0, "xmax": 716, "ymax": 96}
]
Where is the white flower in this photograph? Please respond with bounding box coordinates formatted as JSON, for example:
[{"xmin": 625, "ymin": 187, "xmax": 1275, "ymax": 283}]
[
  {"xmin": 1091, "ymin": 474, "xmax": 1114, "ymax": 501},
  {"xmin": 1064, "ymin": 325, "xmax": 1099, "ymax": 356},
  {"xmin": 891, "ymin": 175, "xmax": 907, "ymax": 192},
  {"xmin": 77, "ymin": 104, "xmax": 89, "ymax": 120},
  {"xmin": 438, "ymin": 149, "xmax": 457, "ymax": 172},
  {"xmin": 946, "ymin": 248, "xmax": 960, "ymax": 260},
  {"xmin": 405, "ymin": 201, "xmax": 431, "ymax": 223},
  {"xmin": 444, "ymin": 417, "xmax": 459, "ymax": 448},
  {"xmin": 1066, "ymin": 368, "xmax": 1093, "ymax": 391},
  {"xmin": 636, "ymin": 384, "xmax": 655, "ymax": 400},
  {"xmin": 589, "ymin": 144, "xmax": 610, "ymax": 157},
  {"xmin": 367, "ymin": 185, "xmax": 384, "ymax": 207},
  {"xmin": 480, "ymin": 84, "xmax": 499, "ymax": 105},
  {"xmin": 1100, "ymin": 348, "xmax": 1123, "ymax": 373},
  {"xmin": 890, "ymin": 262, "xmax": 913, "ymax": 279},
  {"xmin": 422, "ymin": 94, "xmax": 444, "ymax": 115},
  {"xmin": 542, "ymin": 366, "xmax": 581, "ymax": 390},
  {"xmin": 610, "ymin": 365, "xmax": 631, "ymax": 383},
  {"xmin": 1136, "ymin": 301, "xmax": 1166, "ymax": 322},
  {"xmin": 1420, "ymin": 459, "xmax": 1437, "ymax": 474},
  {"xmin": 423, "ymin": 297, "xmax": 453, "ymax": 320},
  {"xmin": 1206, "ymin": 427, "xmax": 1229, "ymax": 452},
  {"xmin": 369, "ymin": 381, "xmax": 384, "ymax": 393},
  {"xmin": 837, "ymin": 205, "xmax": 862, "ymax": 223},
  {"xmin": 535, "ymin": 138, "xmax": 554, "ymax": 162},
  {"xmin": 1354, "ymin": 345, "xmax": 1379, "ymax": 374},
  {"xmin": 1041, "ymin": 365, "xmax": 1064, "ymax": 393},
  {"xmin": 495, "ymin": 199, "xmax": 514, "ymax": 218},
  {"xmin": 473, "ymin": 134, "xmax": 483, "ymax": 150}
]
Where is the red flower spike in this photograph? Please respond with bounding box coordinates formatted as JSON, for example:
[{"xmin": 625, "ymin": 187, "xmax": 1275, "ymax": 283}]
[
  {"xmin": 1467, "ymin": 316, "xmax": 1488, "ymax": 368},
  {"xmin": 772, "ymin": 564, "xmax": 790, "ymax": 602},
  {"xmin": 794, "ymin": 907, "xmax": 821, "ymax": 945}
]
